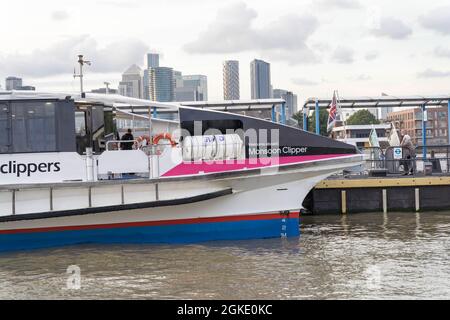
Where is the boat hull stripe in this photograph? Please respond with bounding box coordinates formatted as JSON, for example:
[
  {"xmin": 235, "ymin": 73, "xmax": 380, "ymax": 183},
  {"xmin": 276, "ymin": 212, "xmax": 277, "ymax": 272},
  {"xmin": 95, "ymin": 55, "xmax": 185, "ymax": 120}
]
[
  {"xmin": 163, "ymin": 154, "xmax": 355, "ymax": 177},
  {"xmin": 0, "ymin": 211, "xmax": 300, "ymax": 235},
  {"xmin": 0, "ymin": 215, "xmax": 300, "ymax": 252}
]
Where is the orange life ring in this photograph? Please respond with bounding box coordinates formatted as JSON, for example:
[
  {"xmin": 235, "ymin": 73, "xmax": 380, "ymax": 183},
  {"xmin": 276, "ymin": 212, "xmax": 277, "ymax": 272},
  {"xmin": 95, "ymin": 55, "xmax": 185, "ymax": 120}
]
[
  {"xmin": 134, "ymin": 135, "xmax": 151, "ymax": 148},
  {"xmin": 152, "ymin": 133, "xmax": 177, "ymax": 147}
]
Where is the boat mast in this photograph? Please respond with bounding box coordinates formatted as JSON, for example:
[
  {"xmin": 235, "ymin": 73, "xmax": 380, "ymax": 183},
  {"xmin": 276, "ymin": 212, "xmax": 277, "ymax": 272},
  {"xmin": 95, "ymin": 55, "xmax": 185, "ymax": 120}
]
[{"xmin": 73, "ymin": 55, "xmax": 91, "ymax": 97}]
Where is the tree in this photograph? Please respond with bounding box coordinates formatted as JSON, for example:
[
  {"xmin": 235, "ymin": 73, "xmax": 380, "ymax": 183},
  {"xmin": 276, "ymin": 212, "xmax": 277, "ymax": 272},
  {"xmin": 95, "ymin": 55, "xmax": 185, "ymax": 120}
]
[
  {"xmin": 347, "ymin": 109, "xmax": 380, "ymax": 125},
  {"xmin": 308, "ymin": 109, "xmax": 329, "ymax": 136},
  {"xmin": 292, "ymin": 111, "xmax": 304, "ymax": 128}
]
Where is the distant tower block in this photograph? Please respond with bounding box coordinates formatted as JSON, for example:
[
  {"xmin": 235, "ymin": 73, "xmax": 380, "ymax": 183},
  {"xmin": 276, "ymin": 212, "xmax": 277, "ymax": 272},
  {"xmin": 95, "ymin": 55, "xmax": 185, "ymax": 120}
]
[
  {"xmin": 250, "ymin": 59, "xmax": 271, "ymax": 99},
  {"xmin": 223, "ymin": 60, "xmax": 240, "ymax": 100}
]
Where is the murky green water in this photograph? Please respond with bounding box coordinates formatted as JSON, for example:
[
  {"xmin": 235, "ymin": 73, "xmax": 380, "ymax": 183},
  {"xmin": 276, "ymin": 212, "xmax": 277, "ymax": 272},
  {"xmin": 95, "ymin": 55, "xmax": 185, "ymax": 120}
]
[{"xmin": 0, "ymin": 212, "xmax": 449, "ymax": 299}]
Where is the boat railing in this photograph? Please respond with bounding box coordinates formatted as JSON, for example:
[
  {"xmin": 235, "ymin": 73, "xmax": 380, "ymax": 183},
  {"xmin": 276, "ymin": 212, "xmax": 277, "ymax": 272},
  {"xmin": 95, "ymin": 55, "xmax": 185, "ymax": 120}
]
[
  {"xmin": 105, "ymin": 140, "xmax": 139, "ymax": 151},
  {"xmin": 337, "ymin": 144, "xmax": 450, "ymax": 177},
  {"xmin": 97, "ymin": 141, "xmax": 182, "ymax": 181}
]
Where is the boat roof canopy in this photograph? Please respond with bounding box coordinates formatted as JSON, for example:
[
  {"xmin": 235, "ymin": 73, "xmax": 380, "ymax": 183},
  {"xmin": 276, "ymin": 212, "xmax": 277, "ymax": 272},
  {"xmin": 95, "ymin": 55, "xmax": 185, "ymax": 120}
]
[
  {"xmin": 178, "ymin": 99, "xmax": 286, "ymax": 111},
  {"xmin": 0, "ymin": 91, "xmax": 179, "ymax": 110},
  {"xmin": 303, "ymin": 95, "xmax": 450, "ymax": 109}
]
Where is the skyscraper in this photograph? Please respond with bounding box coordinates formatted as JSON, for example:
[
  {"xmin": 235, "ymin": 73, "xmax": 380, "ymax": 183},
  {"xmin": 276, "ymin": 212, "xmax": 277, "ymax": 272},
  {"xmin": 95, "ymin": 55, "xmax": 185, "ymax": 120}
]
[
  {"xmin": 223, "ymin": 60, "xmax": 240, "ymax": 100},
  {"xmin": 273, "ymin": 89, "xmax": 298, "ymax": 119},
  {"xmin": 174, "ymin": 74, "xmax": 208, "ymax": 102},
  {"xmin": 183, "ymin": 75, "xmax": 208, "ymax": 101},
  {"xmin": 118, "ymin": 64, "xmax": 143, "ymax": 99},
  {"xmin": 173, "ymin": 70, "xmax": 183, "ymax": 89},
  {"xmin": 250, "ymin": 59, "xmax": 271, "ymax": 99},
  {"xmin": 149, "ymin": 67, "xmax": 174, "ymax": 102},
  {"xmin": 5, "ymin": 76, "xmax": 23, "ymax": 90},
  {"xmin": 146, "ymin": 53, "xmax": 160, "ymax": 69},
  {"xmin": 142, "ymin": 70, "xmax": 150, "ymax": 100},
  {"xmin": 142, "ymin": 53, "xmax": 160, "ymax": 100}
]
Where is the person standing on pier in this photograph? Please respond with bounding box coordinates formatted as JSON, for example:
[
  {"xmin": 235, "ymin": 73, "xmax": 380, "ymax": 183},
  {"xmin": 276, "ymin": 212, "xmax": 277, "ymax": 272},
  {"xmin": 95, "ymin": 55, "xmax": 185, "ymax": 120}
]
[{"xmin": 400, "ymin": 130, "xmax": 415, "ymax": 175}]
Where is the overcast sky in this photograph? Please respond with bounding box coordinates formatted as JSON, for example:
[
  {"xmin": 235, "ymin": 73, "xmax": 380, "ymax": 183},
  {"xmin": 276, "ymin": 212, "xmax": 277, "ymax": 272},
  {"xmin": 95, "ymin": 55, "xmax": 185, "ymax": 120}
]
[{"xmin": 1, "ymin": 0, "xmax": 450, "ymax": 104}]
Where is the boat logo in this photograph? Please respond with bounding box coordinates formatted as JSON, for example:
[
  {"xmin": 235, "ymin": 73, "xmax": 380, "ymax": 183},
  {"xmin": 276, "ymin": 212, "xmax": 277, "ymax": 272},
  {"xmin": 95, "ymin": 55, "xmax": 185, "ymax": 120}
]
[{"xmin": 0, "ymin": 161, "xmax": 61, "ymax": 177}]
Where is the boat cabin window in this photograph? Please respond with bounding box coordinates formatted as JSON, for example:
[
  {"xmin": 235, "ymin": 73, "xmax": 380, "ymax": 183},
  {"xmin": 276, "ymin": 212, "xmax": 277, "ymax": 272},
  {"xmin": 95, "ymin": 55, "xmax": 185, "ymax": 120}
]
[
  {"xmin": 75, "ymin": 111, "xmax": 86, "ymax": 136},
  {"xmin": 11, "ymin": 101, "xmax": 57, "ymax": 153},
  {"xmin": 0, "ymin": 99, "xmax": 76, "ymax": 154},
  {"xmin": 0, "ymin": 104, "xmax": 10, "ymax": 153}
]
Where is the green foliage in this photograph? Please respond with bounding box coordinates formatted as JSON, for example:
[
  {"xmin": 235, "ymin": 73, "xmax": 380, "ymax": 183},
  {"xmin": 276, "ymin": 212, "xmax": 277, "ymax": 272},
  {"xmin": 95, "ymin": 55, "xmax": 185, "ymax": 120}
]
[
  {"xmin": 347, "ymin": 109, "xmax": 380, "ymax": 125},
  {"xmin": 308, "ymin": 109, "xmax": 329, "ymax": 136},
  {"xmin": 291, "ymin": 109, "xmax": 329, "ymax": 136},
  {"xmin": 292, "ymin": 111, "xmax": 303, "ymax": 127}
]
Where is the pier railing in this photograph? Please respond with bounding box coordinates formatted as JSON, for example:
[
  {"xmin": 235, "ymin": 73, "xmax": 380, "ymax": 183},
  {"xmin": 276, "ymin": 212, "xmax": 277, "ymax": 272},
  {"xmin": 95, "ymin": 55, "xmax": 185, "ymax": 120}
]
[{"xmin": 342, "ymin": 145, "xmax": 450, "ymax": 176}]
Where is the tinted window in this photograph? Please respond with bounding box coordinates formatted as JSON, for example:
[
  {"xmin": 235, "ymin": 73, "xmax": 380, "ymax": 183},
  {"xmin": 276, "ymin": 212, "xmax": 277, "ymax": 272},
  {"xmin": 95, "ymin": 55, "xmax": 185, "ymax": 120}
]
[
  {"xmin": 75, "ymin": 111, "xmax": 86, "ymax": 136},
  {"xmin": 11, "ymin": 101, "xmax": 56, "ymax": 153},
  {"xmin": 0, "ymin": 104, "xmax": 10, "ymax": 153}
]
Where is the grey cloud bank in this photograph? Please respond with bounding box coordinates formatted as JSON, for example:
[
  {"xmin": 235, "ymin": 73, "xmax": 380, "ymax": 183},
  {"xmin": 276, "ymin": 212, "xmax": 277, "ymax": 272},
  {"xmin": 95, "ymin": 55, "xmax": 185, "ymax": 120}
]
[
  {"xmin": 0, "ymin": 36, "xmax": 148, "ymax": 77},
  {"xmin": 332, "ymin": 46, "xmax": 355, "ymax": 64},
  {"xmin": 183, "ymin": 2, "xmax": 320, "ymax": 65},
  {"xmin": 418, "ymin": 69, "xmax": 450, "ymax": 78},
  {"xmin": 315, "ymin": 0, "xmax": 362, "ymax": 9},
  {"xmin": 291, "ymin": 77, "xmax": 320, "ymax": 86},
  {"xmin": 370, "ymin": 17, "xmax": 412, "ymax": 39},
  {"xmin": 435, "ymin": 46, "xmax": 450, "ymax": 58},
  {"xmin": 365, "ymin": 51, "xmax": 379, "ymax": 61},
  {"xmin": 420, "ymin": 6, "xmax": 450, "ymax": 35},
  {"xmin": 51, "ymin": 10, "xmax": 70, "ymax": 21}
]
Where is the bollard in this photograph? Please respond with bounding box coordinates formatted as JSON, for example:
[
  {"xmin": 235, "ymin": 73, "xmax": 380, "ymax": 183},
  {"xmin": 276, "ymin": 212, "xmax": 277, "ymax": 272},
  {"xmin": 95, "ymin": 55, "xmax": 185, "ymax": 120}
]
[
  {"xmin": 415, "ymin": 188, "xmax": 420, "ymax": 212},
  {"xmin": 341, "ymin": 190, "xmax": 347, "ymax": 214},
  {"xmin": 382, "ymin": 189, "xmax": 387, "ymax": 213}
]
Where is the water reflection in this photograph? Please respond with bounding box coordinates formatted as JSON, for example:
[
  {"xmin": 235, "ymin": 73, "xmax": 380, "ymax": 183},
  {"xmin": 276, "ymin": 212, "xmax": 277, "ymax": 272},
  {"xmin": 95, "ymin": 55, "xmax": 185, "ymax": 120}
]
[{"xmin": 0, "ymin": 212, "xmax": 449, "ymax": 299}]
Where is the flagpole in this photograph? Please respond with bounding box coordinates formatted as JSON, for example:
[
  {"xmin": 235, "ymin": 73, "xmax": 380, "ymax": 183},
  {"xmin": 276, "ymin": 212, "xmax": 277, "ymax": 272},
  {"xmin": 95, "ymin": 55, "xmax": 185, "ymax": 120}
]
[{"xmin": 336, "ymin": 90, "xmax": 347, "ymax": 143}]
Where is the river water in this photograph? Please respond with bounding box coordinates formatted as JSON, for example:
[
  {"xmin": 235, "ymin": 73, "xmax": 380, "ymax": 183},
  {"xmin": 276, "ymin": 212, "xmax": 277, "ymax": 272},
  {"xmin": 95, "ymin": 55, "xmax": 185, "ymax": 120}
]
[{"xmin": 0, "ymin": 212, "xmax": 449, "ymax": 299}]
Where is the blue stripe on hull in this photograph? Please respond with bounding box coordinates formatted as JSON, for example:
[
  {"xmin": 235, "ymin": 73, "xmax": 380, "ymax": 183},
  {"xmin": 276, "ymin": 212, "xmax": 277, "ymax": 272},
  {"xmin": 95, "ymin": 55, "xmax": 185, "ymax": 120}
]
[{"xmin": 0, "ymin": 217, "xmax": 299, "ymax": 252}]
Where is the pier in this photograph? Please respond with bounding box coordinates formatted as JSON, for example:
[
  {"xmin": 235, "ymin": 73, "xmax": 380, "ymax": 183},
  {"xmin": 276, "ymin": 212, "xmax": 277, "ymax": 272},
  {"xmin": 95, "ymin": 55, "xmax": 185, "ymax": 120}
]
[{"xmin": 308, "ymin": 175, "xmax": 450, "ymax": 214}]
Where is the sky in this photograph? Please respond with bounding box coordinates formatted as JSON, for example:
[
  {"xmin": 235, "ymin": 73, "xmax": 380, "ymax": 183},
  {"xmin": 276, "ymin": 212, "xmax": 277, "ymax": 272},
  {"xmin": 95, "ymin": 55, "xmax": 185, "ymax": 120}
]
[{"xmin": 1, "ymin": 0, "xmax": 450, "ymax": 105}]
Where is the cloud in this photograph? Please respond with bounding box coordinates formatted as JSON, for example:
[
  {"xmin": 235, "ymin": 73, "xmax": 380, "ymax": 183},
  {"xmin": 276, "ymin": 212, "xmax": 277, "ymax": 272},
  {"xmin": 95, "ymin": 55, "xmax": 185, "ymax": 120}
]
[
  {"xmin": 355, "ymin": 74, "xmax": 371, "ymax": 81},
  {"xmin": 0, "ymin": 36, "xmax": 149, "ymax": 77},
  {"xmin": 51, "ymin": 10, "xmax": 70, "ymax": 21},
  {"xmin": 417, "ymin": 69, "xmax": 450, "ymax": 78},
  {"xmin": 365, "ymin": 51, "xmax": 379, "ymax": 61},
  {"xmin": 370, "ymin": 17, "xmax": 412, "ymax": 39},
  {"xmin": 419, "ymin": 6, "xmax": 450, "ymax": 35},
  {"xmin": 184, "ymin": 2, "xmax": 320, "ymax": 65},
  {"xmin": 434, "ymin": 46, "xmax": 450, "ymax": 58},
  {"xmin": 292, "ymin": 77, "xmax": 320, "ymax": 86},
  {"xmin": 332, "ymin": 46, "xmax": 354, "ymax": 64},
  {"xmin": 315, "ymin": 0, "xmax": 361, "ymax": 9},
  {"xmin": 98, "ymin": 0, "xmax": 142, "ymax": 8}
]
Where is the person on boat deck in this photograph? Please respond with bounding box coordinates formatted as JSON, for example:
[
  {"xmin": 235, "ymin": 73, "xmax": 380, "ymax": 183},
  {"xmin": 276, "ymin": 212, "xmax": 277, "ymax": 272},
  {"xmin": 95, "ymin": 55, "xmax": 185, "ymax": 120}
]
[
  {"xmin": 121, "ymin": 129, "xmax": 134, "ymax": 150},
  {"xmin": 400, "ymin": 129, "xmax": 415, "ymax": 175}
]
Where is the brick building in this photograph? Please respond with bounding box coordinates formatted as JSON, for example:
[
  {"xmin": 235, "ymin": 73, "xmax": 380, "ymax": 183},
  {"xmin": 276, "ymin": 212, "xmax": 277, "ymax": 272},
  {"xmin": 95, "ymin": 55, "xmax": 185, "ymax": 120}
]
[{"xmin": 387, "ymin": 107, "xmax": 448, "ymax": 146}]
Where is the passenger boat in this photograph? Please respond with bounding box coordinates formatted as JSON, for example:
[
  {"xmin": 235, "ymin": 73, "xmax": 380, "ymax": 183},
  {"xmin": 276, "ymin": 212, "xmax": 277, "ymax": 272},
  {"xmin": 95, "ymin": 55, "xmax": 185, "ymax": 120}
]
[{"xmin": 0, "ymin": 91, "xmax": 362, "ymax": 251}]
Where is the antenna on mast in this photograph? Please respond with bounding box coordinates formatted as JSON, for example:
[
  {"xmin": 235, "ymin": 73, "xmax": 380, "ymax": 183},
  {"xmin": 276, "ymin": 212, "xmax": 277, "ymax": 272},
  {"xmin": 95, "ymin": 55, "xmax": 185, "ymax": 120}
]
[
  {"xmin": 104, "ymin": 81, "xmax": 110, "ymax": 94},
  {"xmin": 73, "ymin": 54, "xmax": 91, "ymax": 97}
]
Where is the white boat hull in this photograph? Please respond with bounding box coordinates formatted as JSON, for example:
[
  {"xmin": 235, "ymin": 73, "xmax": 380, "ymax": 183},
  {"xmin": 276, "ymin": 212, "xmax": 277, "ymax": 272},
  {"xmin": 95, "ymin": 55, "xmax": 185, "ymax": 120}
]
[{"xmin": 0, "ymin": 154, "xmax": 362, "ymax": 252}]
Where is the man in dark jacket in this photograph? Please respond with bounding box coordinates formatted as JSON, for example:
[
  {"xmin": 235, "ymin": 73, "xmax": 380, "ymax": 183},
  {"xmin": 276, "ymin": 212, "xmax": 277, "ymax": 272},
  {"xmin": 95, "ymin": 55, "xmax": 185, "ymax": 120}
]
[{"xmin": 121, "ymin": 129, "xmax": 134, "ymax": 150}]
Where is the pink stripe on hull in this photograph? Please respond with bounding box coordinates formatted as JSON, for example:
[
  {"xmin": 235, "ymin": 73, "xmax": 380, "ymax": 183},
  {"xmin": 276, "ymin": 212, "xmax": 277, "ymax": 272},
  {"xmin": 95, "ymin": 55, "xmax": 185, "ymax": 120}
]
[{"xmin": 163, "ymin": 154, "xmax": 352, "ymax": 177}]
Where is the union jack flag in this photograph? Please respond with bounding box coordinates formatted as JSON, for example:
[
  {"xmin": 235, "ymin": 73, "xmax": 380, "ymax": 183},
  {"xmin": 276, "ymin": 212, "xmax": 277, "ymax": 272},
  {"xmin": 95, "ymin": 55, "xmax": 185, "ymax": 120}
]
[{"xmin": 327, "ymin": 91, "xmax": 338, "ymax": 133}]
